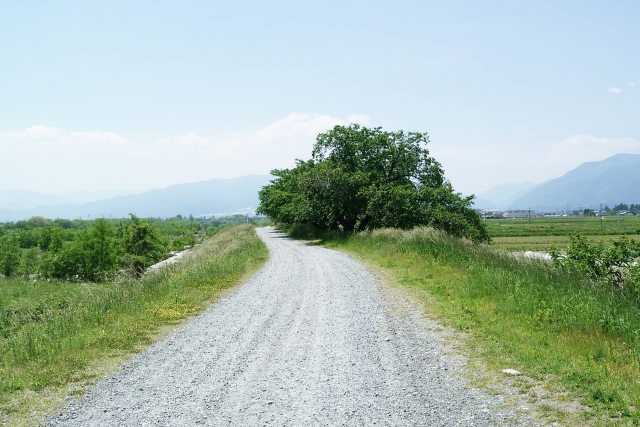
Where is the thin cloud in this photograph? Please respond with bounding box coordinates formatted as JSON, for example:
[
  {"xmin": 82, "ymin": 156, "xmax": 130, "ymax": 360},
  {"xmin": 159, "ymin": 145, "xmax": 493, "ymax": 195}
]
[
  {"xmin": 607, "ymin": 87, "xmax": 622, "ymax": 94},
  {"xmin": 0, "ymin": 125, "xmax": 63, "ymax": 139},
  {"xmin": 628, "ymin": 81, "xmax": 639, "ymax": 88},
  {"xmin": 0, "ymin": 113, "xmax": 371, "ymax": 193},
  {"xmin": 0, "ymin": 125, "xmax": 128, "ymax": 145},
  {"xmin": 158, "ymin": 132, "xmax": 209, "ymax": 147},
  {"xmin": 208, "ymin": 112, "xmax": 372, "ymax": 170},
  {"xmin": 547, "ymin": 134, "xmax": 640, "ymax": 168},
  {"xmin": 346, "ymin": 114, "xmax": 372, "ymax": 125},
  {"xmin": 69, "ymin": 131, "xmax": 128, "ymax": 145}
]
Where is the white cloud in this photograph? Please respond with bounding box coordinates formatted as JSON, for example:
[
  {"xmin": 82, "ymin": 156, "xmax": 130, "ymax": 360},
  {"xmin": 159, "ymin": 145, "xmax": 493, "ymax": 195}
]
[
  {"xmin": 210, "ymin": 112, "xmax": 371, "ymax": 170},
  {"xmin": 0, "ymin": 113, "xmax": 370, "ymax": 193},
  {"xmin": 0, "ymin": 125, "xmax": 63, "ymax": 139},
  {"xmin": 628, "ymin": 81, "xmax": 639, "ymax": 88},
  {"xmin": 346, "ymin": 114, "xmax": 371, "ymax": 125},
  {"xmin": 607, "ymin": 86, "xmax": 622, "ymax": 94},
  {"xmin": 157, "ymin": 113, "xmax": 370, "ymax": 152},
  {"xmin": 0, "ymin": 125, "xmax": 128, "ymax": 145},
  {"xmin": 158, "ymin": 131, "xmax": 209, "ymax": 147},
  {"xmin": 69, "ymin": 131, "xmax": 128, "ymax": 145}
]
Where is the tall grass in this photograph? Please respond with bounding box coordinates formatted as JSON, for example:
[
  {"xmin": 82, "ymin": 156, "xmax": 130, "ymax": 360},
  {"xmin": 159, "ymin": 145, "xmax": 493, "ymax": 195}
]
[
  {"xmin": 0, "ymin": 224, "xmax": 267, "ymax": 422},
  {"xmin": 284, "ymin": 224, "xmax": 640, "ymax": 422}
]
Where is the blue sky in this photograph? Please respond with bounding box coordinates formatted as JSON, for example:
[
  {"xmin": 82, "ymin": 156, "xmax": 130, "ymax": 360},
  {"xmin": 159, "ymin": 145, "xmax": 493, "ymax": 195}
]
[{"xmin": 1, "ymin": 1, "xmax": 638, "ymax": 195}]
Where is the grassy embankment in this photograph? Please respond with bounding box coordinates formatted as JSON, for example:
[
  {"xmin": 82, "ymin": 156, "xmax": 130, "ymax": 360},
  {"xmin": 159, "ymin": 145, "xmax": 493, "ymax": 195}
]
[
  {"xmin": 282, "ymin": 224, "xmax": 640, "ymax": 424},
  {"xmin": 0, "ymin": 224, "xmax": 268, "ymax": 424},
  {"xmin": 487, "ymin": 216, "xmax": 640, "ymax": 251}
]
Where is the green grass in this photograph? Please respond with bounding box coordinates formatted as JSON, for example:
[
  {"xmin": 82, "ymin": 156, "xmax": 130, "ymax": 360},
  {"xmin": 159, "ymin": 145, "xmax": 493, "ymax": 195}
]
[
  {"xmin": 486, "ymin": 216, "xmax": 640, "ymax": 237},
  {"xmin": 0, "ymin": 224, "xmax": 268, "ymax": 425},
  {"xmin": 283, "ymin": 224, "xmax": 640, "ymax": 423},
  {"xmin": 492, "ymin": 234, "xmax": 640, "ymax": 252},
  {"xmin": 485, "ymin": 216, "xmax": 640, "ymax": 252}
]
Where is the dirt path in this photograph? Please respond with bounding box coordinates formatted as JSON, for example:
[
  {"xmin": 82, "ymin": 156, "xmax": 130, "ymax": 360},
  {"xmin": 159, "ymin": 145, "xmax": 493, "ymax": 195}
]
[{"xmin": 49, "ymin": 227, "xmax": 530, "ymax": 425}]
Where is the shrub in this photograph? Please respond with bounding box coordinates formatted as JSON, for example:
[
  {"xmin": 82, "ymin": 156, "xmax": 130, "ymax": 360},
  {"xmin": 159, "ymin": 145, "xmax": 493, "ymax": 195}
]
[
  {"xmin": 552, "ymin": 234, "xmax": 640, "ymax": 287},
  {"xmin": 119, "ymin": 214, "xmax": 167, "ymax": 276},
  {"xmin": 0, "ymin": 236, "xmax": 21, "ymax": 277}
]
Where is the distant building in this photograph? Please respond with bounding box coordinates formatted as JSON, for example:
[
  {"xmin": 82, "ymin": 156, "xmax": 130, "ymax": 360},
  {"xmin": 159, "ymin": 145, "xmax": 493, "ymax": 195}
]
[
  {"xmin": 476, "ymin": 210, "xmax": 504, "ymax": 219},
  {"xmin": 502, "ymin": 210, "xmax": 533, "ymax": 219}
]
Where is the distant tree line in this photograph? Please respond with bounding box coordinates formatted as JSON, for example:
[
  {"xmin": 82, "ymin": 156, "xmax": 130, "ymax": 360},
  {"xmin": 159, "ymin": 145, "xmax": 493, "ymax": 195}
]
[
  {"xmin": 0, "ymin": 214, "xmax": 260, "ymax": 281},
  {"xmin": 582, "ymin": 204, "xmax": 640, "ymax": 216},
  {"xmin": 610, "ymin": 203, "xmax": 640, "ymax": 215},
  {"xmin": 258, "ymin": 125, "xmax": 490, "ymax": 243}
]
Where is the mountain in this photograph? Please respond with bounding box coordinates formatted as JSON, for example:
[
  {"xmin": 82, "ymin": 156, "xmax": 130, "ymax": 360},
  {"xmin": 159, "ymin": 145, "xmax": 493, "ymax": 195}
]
[
  {"xmin": 510, "ymin": 153, "xmax": 640, "ymax": 210},
  {"xmin": 470, "ymin": 197, "xmax": 498, "ymax": 210},
  {"xmin": 474, "ymin": 182, "xmax": 538, "ymax": 209},
  {"xmin": 0, "ymin": 189, "xmax": 139, "ymax": 211},
  {"xmin": 0, "ymin": 175, "xmax": 272, "ymax": 222},
  {"xmin": 0, "ymin": 190, "xmax": 69, "ymax": 211}
]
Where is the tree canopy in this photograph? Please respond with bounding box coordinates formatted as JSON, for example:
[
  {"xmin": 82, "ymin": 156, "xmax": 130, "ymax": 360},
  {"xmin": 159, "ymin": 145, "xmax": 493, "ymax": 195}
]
[{"xmin": 257, "ymin": 124, "xmax": 490, "ymax": 243}]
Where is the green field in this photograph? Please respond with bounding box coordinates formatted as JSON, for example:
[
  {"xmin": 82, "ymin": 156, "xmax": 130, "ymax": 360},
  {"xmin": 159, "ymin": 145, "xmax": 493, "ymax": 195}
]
[
  {"xmin": 0, "ymin": 225, "xmax": 268, "ymax": 425},
  {"xmin": 486, "ymin": 216, "xmax": 640, "ymax": 251}
]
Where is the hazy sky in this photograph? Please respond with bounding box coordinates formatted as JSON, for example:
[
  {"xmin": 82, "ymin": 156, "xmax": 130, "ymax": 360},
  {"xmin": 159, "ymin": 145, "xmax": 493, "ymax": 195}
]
[{"xmin": 1, "ymin": 1, "xmax": 639, "ymax": 196}]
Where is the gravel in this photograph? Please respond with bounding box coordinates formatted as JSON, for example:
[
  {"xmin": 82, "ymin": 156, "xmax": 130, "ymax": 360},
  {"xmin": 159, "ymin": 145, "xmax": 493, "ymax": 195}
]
[{"xmin": 49, "ymin": 226, "xmax": 533, "ymax": 426}]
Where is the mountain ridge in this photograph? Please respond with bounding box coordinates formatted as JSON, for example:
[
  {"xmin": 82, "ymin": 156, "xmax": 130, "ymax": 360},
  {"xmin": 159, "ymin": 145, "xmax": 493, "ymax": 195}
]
[
  {"xmin": 0, "ymin": 175, "xmax": 271, "ymax": 222},
  {"xmin": 510, "ymin": 153, "xmax": 640, "ymax": 210},
  {"xmin": 472, "ymin": 153, "xmax": 640, "ymax": 211}
]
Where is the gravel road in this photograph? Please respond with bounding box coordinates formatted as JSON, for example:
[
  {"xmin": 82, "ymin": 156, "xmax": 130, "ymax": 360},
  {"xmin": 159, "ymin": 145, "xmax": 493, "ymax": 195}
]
[{"xmin": 50, "ymin": 227, "xmax": 529, "ymax": 426}]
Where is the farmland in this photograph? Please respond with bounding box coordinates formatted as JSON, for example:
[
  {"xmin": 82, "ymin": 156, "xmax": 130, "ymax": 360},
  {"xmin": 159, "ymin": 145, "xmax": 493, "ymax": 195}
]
[{"xmin": 486, "ymin": 216, "xmax": 640, "ymax": 251}]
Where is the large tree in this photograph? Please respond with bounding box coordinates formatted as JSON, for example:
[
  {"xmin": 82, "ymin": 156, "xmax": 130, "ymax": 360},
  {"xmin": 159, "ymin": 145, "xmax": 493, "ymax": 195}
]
[{"xmin": 258, "ymin": 124, "xmax": 490, "ymax": 243}]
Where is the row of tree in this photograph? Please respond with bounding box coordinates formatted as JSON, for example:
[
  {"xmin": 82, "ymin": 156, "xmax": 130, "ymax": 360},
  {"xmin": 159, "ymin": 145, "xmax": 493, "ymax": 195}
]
[
  {"xmin": 0, "ymin": 215, "xmax": 166, "ymax": 281},
  {"xmin": 611, "ymin": 203, "xmax": 640, "ymax": 215},
  {"xmin": 258, "ymin": 125, "xmax": 490, "ymax": 242},
  {"xmin": 0, "ymin": 214, "xmax": 269, "ymax": 281},
  {"xmin": 582, "ymin": 204, "xmax": 640, "ymax": 216}
]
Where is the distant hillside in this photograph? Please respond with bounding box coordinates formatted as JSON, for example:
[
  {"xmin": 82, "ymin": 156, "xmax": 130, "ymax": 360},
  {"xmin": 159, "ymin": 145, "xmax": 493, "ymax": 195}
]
[
  {"xmin": 474, "ymin": 182, "xmax": 538, "ymax": 209},
  {"xmin": 0, "ymin": 189, "xmax": 138, "ymax": 211},
  {"xmin": 511, "ymin": 153, "xmax": 640, "ymax": 210},
  {"xmin": 470, "ymin": 197, "xmax": 498, "ymax": 210},
  {"xmin": 0, "ymin": 190, "xmax": 69, "ymax": 211},
  {"xmin": 0, "ymin": 175, "xmax": 271, "ymax": 221}
]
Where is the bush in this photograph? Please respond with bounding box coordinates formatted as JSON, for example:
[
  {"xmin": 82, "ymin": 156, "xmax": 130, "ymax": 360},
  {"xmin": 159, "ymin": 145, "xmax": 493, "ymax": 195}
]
[
  {"xmin": 119, "ymin": 214, "xmax": 167, "ymax": 276},
  {"xmin": 552, "ymin": 234, "xmax": 640, "ymax": 288},
  {"xmin": 0, "ymin": 236, "xmax": 21, "ymax": 277}
]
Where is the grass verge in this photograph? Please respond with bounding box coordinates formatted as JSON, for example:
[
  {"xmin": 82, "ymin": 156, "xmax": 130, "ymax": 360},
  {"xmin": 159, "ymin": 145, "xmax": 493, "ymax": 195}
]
[
  {"xmin": 282, "ymin": 224, "xmax": 640, "ymax": 424},
  {"xmin": 0, "ymin": 224, "xmax": 268, "ymax": 425}
]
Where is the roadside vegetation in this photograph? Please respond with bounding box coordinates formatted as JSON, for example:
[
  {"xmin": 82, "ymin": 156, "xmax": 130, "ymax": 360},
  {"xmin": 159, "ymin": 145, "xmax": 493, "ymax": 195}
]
[
  {"xmin": 0, "ymin": 214, "xmax": 267, "ymax": 281},
  {"xmin": 281, "ymin": 223, "xmax": 640, "ymax": 423},
  {"xmin": 0, "ymin": 224, "xmax": 268, "ymax": 424}
]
